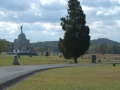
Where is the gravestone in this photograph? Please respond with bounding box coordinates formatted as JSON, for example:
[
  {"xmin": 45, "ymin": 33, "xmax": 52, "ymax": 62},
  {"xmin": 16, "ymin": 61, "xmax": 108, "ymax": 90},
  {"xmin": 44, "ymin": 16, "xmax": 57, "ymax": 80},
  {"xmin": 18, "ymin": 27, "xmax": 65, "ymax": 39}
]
[
  {"xmin": 98, "ymin": 58, "xmax": 101, "ymax": 63},
  {"xmin": 113, "ymin": 63, "xmax": 115, "ymax": 66},
  {"xmin": 92, "ymin": 55, "xmax": 96, "ymax": 63},
  {"xmin": 29, "ymin": 52, "xmax": 32, "ymax": 57},
  {"xmin": 13, "ymin": 56, "xmax": 20, "ymax": 65}
]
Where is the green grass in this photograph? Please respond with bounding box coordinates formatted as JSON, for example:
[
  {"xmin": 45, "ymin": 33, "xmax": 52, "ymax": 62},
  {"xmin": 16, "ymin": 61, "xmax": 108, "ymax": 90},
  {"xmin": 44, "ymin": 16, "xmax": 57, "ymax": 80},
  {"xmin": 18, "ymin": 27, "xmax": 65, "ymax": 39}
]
[
  {"xmin": 0, "ymin": 55, "xmax": 92, "ymax": 66},
  {"xmin": 0, "ymin": 54, "xmax": 120, "ymax": 66},
  {"xmin": 0, "ymin": 55, "xmax": 14, "ymax": 66},
  {"xmin": 10, "ymin": 65, "xmax": 120, "ymax": 90}
]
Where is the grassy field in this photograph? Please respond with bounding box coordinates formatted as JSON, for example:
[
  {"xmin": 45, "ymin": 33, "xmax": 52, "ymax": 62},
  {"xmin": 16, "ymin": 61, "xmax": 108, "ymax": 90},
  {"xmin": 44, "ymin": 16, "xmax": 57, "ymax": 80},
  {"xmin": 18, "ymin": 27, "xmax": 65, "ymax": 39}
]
[
  {"xmin": 0, "ymin": 54, "xmax": 120, "ymax": 66},
  {"xmin": 0, "ymin": 54, "xmax": 92, "ymax": 66},
  {"xmin": 10, "ymin": 65, "xmax": 120, "ymax": 90}
]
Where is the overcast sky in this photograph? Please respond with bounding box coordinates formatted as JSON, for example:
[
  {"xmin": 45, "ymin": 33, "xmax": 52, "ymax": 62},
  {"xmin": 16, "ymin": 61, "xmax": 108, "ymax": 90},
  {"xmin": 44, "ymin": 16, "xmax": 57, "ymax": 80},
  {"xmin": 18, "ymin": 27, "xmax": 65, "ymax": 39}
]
[{"xmin": 0, "ymin": 0, "xmax": 120, "ymax": 42}]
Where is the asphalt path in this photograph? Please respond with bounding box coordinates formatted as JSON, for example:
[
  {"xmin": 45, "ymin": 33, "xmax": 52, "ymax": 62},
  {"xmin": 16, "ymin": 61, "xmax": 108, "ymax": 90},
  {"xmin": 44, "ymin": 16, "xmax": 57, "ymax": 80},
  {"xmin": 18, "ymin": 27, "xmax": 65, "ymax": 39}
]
[{"xmin": 0, "ymin": 64, "xmax": 81, "ymax": 89}]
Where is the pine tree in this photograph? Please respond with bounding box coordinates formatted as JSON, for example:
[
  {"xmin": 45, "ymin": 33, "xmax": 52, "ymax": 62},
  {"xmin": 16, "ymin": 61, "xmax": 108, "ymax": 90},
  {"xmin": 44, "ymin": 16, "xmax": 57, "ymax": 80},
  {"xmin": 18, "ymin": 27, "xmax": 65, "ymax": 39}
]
[
  {"xmin": 58, "ymin": 0, "xmax": 90, "ymax": 63},
  {"xmin": 0, "ymin": 39, "xmax": 8, "ymax": 54}
]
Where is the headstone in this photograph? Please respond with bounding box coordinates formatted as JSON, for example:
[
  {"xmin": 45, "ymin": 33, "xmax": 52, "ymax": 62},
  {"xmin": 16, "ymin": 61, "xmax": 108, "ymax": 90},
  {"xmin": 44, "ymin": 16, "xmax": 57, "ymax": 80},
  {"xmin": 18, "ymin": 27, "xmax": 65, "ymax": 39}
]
[
  {"xmin": 113, "ymin": 63, "xmax": 115, "ymax": 66},
  {"xmin": 98, "ymin": 58, "xmax": 101, "ymax": 63},
  {"xmin": 13, "ymin": 56, "xmax": 20, "ymax": 65},
  {"xmin": 92, "ymin": 55, "xmax": 96, "ymax": 63},
  {"xmin": 29, "ymin": 52, "xmax": 32, "ymax": 57}
]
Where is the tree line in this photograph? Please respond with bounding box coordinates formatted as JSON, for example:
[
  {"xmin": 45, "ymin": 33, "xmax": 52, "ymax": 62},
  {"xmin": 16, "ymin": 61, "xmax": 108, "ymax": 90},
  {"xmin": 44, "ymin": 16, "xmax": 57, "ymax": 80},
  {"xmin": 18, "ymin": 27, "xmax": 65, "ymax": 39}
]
[
  {"xmin": 0, "ymin": 38, "xmax": 120, "ymax": 54},
  {"xmin": 0, "ymin": 39, "xmax": 60, "ymax": 54},
  {"xmin": 30, "ymin": 41, "xmax": 60, "ymax": 53},
  {"xmin": 88, "ymin": 43, "xmax": 120, "ymax": 54}
]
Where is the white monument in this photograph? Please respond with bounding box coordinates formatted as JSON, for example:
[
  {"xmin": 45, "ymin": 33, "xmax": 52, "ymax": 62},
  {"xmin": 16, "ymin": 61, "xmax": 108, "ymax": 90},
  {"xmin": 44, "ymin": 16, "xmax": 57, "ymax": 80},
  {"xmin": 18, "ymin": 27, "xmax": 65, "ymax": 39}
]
[{"xmin": 14, "ymin": 26, "xmax": 30, "ymax": 53}]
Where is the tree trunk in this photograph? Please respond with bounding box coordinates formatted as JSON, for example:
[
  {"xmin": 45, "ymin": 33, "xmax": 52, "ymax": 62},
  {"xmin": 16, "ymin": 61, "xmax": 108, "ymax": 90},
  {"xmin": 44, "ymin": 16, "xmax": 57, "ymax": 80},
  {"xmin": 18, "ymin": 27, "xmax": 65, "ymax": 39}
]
[{"xmin": 74, "ymin": 57, "xmax": 78, "ymax": 63}]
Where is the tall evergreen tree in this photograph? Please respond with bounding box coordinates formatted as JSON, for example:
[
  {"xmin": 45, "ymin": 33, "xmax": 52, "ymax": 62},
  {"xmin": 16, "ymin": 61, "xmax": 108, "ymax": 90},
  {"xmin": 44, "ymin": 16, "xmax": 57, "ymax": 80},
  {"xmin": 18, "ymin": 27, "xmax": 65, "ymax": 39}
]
[{"xmin": 58, "ymin": 0, "xmax": 90, "ymax": 63}]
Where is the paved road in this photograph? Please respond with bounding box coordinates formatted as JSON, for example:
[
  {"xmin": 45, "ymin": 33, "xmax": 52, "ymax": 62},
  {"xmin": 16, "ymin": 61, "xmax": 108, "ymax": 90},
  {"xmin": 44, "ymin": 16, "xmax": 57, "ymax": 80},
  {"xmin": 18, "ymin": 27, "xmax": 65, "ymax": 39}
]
[{"xmin": 0, "ymin": 64, "xmax": 80, "ymax": 89}]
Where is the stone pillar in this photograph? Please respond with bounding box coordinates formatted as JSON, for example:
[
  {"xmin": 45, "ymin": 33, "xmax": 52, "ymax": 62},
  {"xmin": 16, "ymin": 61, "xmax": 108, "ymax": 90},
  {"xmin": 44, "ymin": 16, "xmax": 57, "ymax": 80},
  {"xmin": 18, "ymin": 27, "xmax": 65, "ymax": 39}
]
[
  {"xmin": 29, "ymin": 52, "xmax": 32, "ymax": 57},
  {"xmin": 13, "ymin": 56, "xmax": 20, "ymax": 65},
  {"xmin": 92, "ymin": 55, "xmax": 96, "ymax": 63},
  {"xmin": 13, "ymin": 51, "xmax": 20, "ymax": 65}
]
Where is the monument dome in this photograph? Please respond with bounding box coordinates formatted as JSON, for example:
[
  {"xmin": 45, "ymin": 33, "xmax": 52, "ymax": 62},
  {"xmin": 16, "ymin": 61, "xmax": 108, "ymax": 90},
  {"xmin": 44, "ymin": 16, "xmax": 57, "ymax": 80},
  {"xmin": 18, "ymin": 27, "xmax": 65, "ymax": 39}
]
[
  {"xmin": 18, "ymin": 32, "xmax": 26, "ymax": 40},
  {"xmin": 14, "ymin": 26, "xmax": 30, "ymax": 53}
]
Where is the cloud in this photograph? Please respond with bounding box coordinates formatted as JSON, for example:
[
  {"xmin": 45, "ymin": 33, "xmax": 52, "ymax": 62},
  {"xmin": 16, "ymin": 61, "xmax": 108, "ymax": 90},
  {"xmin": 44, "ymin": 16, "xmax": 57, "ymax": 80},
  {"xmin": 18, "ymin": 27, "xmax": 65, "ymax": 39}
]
[
  {"xmin": 80, "ymin": 0, "xmax": 112, "ymax": 7},
  {"xmin": 0, "ymin": 0, "xmax": 120, "ymax": 42},
  {"xmin": 0, "ymin": 0, "xmax": 67, "ymax": 23},
  {"xmin": 96, "ymin": 6, "xmax": 120, "ymax": 16},
  {"xmin": 116, "ymin": 20, "xmax": 120, "ymax": 27},
  {"xmin": 0, "ymin": 0, "xmax": 30, "ymax": 11}
]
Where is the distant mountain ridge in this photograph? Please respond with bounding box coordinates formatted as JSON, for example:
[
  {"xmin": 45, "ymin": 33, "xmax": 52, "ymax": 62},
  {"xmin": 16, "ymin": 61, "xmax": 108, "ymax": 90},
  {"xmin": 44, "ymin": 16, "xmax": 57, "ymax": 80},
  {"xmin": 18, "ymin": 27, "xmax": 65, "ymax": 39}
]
[
  {"xmin": 31, "ymin": 38, "xmax": 120, "ymax": 47},
  {"xmin": 90, "ymin": 38, "xmax": 120, "ymax": 46}
]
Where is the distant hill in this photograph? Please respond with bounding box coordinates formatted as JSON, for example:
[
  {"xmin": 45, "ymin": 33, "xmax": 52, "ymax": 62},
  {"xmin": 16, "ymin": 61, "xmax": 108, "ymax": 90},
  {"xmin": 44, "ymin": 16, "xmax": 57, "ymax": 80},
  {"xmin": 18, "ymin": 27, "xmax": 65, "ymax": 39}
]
[
  {"xmin": 31, "ymin": 38, "xmax": 120, "ymax": 47},
  {"xmin": 90, "ymin": 38, "xmax": 120, "ymax": 46},
  {"xmin": 30, "ymin": 38, "xmax": 120, "ymax": 52}
]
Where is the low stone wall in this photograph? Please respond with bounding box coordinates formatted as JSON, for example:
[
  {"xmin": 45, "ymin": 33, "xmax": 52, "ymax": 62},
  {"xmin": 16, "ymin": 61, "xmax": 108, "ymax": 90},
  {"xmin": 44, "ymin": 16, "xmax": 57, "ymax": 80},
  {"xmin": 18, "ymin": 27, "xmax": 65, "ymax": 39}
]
[{"xmin": 6, "ymin": 52, "xmax": 38, "ymax": 56}]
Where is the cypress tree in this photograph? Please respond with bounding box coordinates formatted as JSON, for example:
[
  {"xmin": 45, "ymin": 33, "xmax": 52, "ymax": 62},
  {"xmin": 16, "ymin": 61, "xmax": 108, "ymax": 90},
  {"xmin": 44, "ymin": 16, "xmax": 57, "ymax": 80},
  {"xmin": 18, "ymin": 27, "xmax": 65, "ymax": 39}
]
[{"xmin": 58, "ymin": 0, "xmax": 90, "ymax": 63}]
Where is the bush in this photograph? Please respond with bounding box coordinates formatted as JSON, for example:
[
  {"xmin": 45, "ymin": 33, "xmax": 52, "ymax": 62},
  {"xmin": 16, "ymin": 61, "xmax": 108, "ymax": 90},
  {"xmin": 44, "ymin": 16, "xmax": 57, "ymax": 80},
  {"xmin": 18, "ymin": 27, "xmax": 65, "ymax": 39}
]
[{"xmin": 45, "ymin": 52, "xmax": 49, "ymax": 56}]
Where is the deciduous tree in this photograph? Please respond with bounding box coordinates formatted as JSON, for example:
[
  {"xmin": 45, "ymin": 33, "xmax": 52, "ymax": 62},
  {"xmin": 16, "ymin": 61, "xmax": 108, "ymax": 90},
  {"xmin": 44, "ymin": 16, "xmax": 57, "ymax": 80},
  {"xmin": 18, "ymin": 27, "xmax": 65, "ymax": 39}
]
[
  {"xmin": 97, "ymin": 44, "xmax": 107, "ymax": 54},
  {"xmin": 0, "ymin": 39, "xmax": 8, "ymax": 54}
]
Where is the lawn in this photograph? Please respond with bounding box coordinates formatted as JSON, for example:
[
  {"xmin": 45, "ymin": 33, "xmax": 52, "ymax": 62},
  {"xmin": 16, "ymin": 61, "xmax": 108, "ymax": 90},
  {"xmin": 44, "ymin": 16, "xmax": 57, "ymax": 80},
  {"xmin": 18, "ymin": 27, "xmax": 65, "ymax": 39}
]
[
  {"xmin": 10, "ymin": 65, "xmax": 120, "ymax": 90},
  {"xmin": 1, "ymin": 54, "xmax": 120, "ymax": 66},
  {"xmin": 0, "ymin": 54, "xmax": 92, "ymax": 66}
]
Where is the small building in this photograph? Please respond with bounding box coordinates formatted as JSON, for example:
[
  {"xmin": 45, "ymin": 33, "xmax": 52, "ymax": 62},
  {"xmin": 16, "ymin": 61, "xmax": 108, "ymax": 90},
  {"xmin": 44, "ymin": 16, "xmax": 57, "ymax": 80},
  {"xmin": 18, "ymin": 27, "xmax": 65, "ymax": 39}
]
[{"xmin": 14, "ymin": 26, "xmax": 30, "ymax": 53}]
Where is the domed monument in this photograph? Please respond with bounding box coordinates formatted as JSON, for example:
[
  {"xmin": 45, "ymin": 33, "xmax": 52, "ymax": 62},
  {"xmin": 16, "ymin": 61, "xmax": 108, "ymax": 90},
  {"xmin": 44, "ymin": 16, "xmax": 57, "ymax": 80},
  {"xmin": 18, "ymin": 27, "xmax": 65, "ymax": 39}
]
[{"xmin": 14, "ymin": 26, "xmax": 30, "ymax": 54}]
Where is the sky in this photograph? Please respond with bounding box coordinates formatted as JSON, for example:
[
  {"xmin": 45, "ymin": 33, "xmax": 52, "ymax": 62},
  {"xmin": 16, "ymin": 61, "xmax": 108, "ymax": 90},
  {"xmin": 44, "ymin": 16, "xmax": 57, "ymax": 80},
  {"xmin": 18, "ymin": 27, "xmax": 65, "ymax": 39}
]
[{"xmin": 0, "ymin": 0, "xmax": 120, "ymax": 43}]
